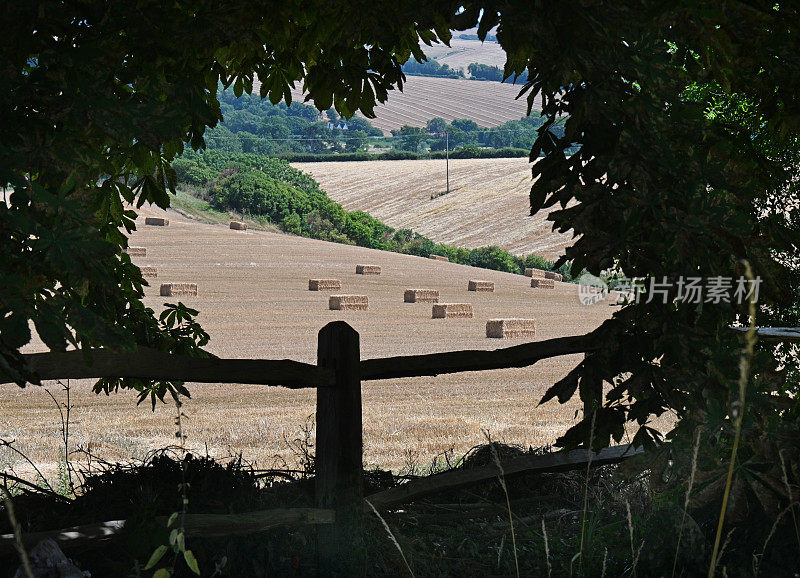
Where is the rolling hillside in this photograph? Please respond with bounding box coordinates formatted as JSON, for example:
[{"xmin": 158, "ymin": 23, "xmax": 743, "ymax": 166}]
[{"xmin": 292, "ymin": 157, "xmax": 569, "ymax": 258}]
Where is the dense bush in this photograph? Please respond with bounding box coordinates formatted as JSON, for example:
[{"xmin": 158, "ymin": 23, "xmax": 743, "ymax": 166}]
[
  {"xmin": 210, "ymin": 170, "xmax": 311, "ymax": 222},
  {"xmin": 468, "ymin": 246, "xmax": 523, "ymax": 274},
  {"xmin": 524, "ymin": 254, "xmax": 555, "ymax": 271},
  {"xmin": 172, "ymin": 157, "xmax": 218, "ymax": 186},
  {"xmin": 281, "ymin": 150, "xmax": 422, "ymax": 162}
]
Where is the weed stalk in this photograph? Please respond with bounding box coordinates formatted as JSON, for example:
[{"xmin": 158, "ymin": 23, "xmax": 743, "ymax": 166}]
[{"xmin": 708, "ymin": 260, "xmax": 757, "ymax": 577}]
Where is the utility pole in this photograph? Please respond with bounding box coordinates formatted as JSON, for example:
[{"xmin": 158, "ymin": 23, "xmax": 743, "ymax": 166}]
[{"xmin": 445, "ymin": 130, "xmax": 450, "ymax": 195}]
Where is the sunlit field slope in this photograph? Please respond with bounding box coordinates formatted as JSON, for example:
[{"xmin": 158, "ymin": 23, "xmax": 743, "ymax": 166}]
[
  {"xmin": 3, "ymin": 205, "xmax": 615, "ymax": 478},
  {"xmin": 293, "ymin": 157, "xmax": 570, "ymax": 258}
]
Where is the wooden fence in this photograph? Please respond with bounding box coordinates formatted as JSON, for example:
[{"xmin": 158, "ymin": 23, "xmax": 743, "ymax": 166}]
[{"xmin": 1, "ymin": 321, "xmax": 639, "ymax": 573}]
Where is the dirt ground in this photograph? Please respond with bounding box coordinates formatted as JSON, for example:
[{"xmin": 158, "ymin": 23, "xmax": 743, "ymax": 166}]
[{"xmin": 2, "ymin": 206, "xmax": 635, "ymax": 482}]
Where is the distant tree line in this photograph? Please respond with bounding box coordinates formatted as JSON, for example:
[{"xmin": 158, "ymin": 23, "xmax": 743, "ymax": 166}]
[
  {"xmin": 172, "ymin": 151, "xmax": 573, "ymax": 279},
  {"xmin": 467, "ymin": 63, "xmax": 528, "ymax": 83},
  {"xmin": 390, "ymin": 115, "xmax": 569, "ymax": 154},
  {"xmin": 401, "ymin": 58, "xmax": 464, "ymax": 79},
  {"xmin": 401, "ymin": 59, "xmax": 528, "ymax": 84},
  {"xmin": 198, "ymin": 88, "xmax": 574, "ymax": 161},
  {"xmin": 457, "ymin": 33, "xmax": 498, "ymax": 42}
]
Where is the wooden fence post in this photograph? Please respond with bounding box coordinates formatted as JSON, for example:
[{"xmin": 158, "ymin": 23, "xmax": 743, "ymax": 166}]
[
  {"xmin": 582, "ymin": 352, "xmax": 602, "ymax": 424},
  {"xmin": 315, "ymin": 321, "xmax": 363, "ymax": 574}
]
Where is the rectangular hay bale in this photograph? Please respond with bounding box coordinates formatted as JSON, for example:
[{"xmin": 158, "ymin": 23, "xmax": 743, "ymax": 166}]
[
  {"xmin": 525, "ymin": 268, "xmax": 546, "ymax": 278},
  {"xmin": 531, "ymin": 278, "xmax": 555, "ymax": 289},
  {"xmin": 309, "ymin": 279, "xmax": 342, "ymax": 291},
  {"xmin": 145, "ymin": 217, "xmax": 169, "ymax": 226},
  {"xmin": 160, "ymin": 283, "xmax": 197, "ymax": 297},
  {"xmin": 125, "ymin": 246, "xmax": 146, "ymax": 257},
  {"xmin": 468, "ymin": 280, "xmax": 494, "ymax": 292},
  {"xmin": 329, "ymin": 295, "xmax": 368, "ymax": 311},
  {"xmin": 355, "ymin": 264, "xmax": 381, "ymax": 275},
  {"xmin": 230, "ymin": 221, "xmax": 247, "ymax": 231},
  {"xmin": 486, "ymin": 318, "xmax": 536, "ymax": 339},
  {"xmin": 404, "ymin": 289, "xmax": 440, "ymax": 303},
  {"xmin": 429, "ymin": 254, "xmax": 449, "ymax": 262},
  {"xmin": 140, "ymin": 266, "xmax": 158, "ymax": 278},
  {"xmin": 432, "ymin": 303, "xmax": 474, "ymax": 319},
  {"xmin": 544, "ymin": 271, "xmax": 563, "ymax": 282}
]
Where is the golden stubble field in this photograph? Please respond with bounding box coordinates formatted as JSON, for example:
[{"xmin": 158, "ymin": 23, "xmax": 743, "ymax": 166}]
[
  {"xmin": 2, "ymin": 207, "xmax": 616, "ymax": 481},
  {"xmin": 422, "ymin": 35, "xmax": 508, "ymax": 72},
  {"xmin": 293, "ymin": 157, "xmax": 569, "ymax": 257}
]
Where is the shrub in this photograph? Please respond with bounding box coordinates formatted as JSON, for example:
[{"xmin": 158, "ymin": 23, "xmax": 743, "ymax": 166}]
[
  {"xmin": 171, "ymin": 158, "xmax": 217, "ymax": 186},
  {"xmin": 282, "ymin": 212, "xmax": 303, "ymax": 235},
  {"xmin": 209, "ymin": 167, "xmax": 311, "ymax": 222},
  {"xmin": 524, "ymin": 254, "xmax": 555, "ymax": 271},
  {"xmin": 343, "ymin": 211, "xmax": 393, "ymax": 249},
  {"xmin": 468, "ymin": 246, "xmax": 522, "ymax": 274},
  {"xmin": 433, "ymin": 243, "xmax": 470, "ymax": 264}
]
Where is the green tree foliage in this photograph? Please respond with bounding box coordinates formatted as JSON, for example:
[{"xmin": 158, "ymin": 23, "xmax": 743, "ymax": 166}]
[
  {"xmin": 450, "ymin": 118, "xmax": 479, "ymax": 133},
  {"xmin": 344, "ymin": 130, "xmax": 368, "ymax": 153},
  {"xmin": 209, "ymin": 88, "xmax": 383, "ymax": 157},
  {"xmin": 207, "ymin": 89, "xmax": 553, "ymax": 160},
  {"xmin": 467, "ymin": 62, "xmax": 501, "ymax": 82},
  {"xmin": 210, "ymin": 170, "xmax": 311, "ymax": 221},
  {"xmin": 486, "ymin": 4, "xmax": 800, "ymax": 543},
  {"xmin": 467, "ymin": 246, "xmax": 522, "ymax": 274},
  {"xmin": 0, "ymin": 0, "xmax": 452, "ymax": 392},
  {"xmin": 391, "ymin": 125, "xmax": 429, "ymax": 152},
  {"xmin": 457, "ymin": 33, "xmax": 497, "ymax": 42},
  {"xmin": 426, "ymin": 117, "xmax": 448, "ymax": 137},
  {"xmin": 485, "ymin": 0, "xmax": 800, "ymax": 455}
]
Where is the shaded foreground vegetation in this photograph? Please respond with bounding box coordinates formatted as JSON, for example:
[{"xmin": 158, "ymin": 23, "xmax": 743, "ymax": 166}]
[
  {"xmin": 2, "ymin": 447, "xmax": 796, "ymax": 577},
  {"xmin": 172, "ymin": 151, "xmax": 575, "ymax": 280}
]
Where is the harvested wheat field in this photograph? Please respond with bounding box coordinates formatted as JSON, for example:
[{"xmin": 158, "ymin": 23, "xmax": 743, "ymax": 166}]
[
  {"xmin": 293, "ymin": 157, "xmax": 568, "ymax": 257},
  {"xmin": 422, "ymin": 36, "xmax": 508, "ymax": 73},
  {"xmin": 3, "ymin": 205, "xmax": 658, "ymax": 484},
  {"xmin": 276, "ymin": 75, "xmax": 533, "ymax": 135}
]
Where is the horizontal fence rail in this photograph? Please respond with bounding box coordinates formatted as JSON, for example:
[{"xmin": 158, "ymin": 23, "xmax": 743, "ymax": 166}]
[
  {"xmin": 1, "ymin": 334, "xmax": 598, "ymax": 388},
  {"xmin": 730, "ymin": 326, "xmax": 800, "ymax": 341},
  {"xmin": 360, "ymin": 334, "xmax": 597, "ymax": 380},
  {"xmin": 4, "ymin": 327, "xmax": 788, "ymax": 388},
  {"xmin": 0, "ymin": 347, "xmax": 334, "ymax": 388}
]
